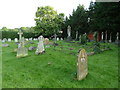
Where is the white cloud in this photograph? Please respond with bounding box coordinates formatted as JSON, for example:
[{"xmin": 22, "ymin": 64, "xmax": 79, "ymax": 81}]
[{"xmin": 0, "ymin": 0, "xmax": 92, "ymax": 29}]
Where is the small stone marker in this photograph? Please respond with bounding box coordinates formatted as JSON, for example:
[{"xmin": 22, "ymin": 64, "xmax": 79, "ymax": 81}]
[
  {"xmin": 57, "ymin": 38, "xmax": 59, "ymax": 41},
  {"xmin": 8, "ymin": 38, "xmax": 11, "ymax": 42},
  {"xmin": 14, "ymin": 38, "xmax": 18, "ymax": 42},
  {"xmin": 44, "ymin": 38, "xmax": 49, "ymax": 45},
  {"xmin": 16, "ymin": 37, "xmax": 28, "ymax": 58},
  {"xmin": 35, "ymin": 35, "xmax": 45, "ymax": 54},
  {"xmin": 77, "ymin": 49, "xmax": 88, "ymax": 80}
]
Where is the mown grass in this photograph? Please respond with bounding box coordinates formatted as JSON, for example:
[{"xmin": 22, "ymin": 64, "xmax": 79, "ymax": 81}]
[{"xmin": 2, "ymin": 40, "xmax": 119, "ymax": 88}]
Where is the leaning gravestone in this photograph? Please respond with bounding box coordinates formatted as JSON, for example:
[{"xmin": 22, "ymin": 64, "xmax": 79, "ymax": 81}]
[
  {"xmin": 35, "ymin": 35, "xmax": 45, "ymax": 54},
  {"xmin": 77, "ymin": 49, "xmax": 88, "ymax": 80},
  {"xmin": 16, "ymin": 37, "xmax": 28, "ymax": 58}
]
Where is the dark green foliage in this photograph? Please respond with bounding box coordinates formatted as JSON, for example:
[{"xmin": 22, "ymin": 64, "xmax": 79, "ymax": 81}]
[
  {"xmin": 2, "ymin": 31, "xmax": 35, "ymax": 40},
  {"xmin": 63, "ymin": 5, "xmax": 88, "ymax": 39},
  {"xmin": 88, "ymin": 2, "xmax": 119, "ymax": 41}
]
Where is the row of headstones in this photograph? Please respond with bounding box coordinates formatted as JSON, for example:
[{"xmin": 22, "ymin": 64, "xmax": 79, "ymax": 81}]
[{"xmin": 0, "ymin": 37, "xmax": 64, "ymax": 43}]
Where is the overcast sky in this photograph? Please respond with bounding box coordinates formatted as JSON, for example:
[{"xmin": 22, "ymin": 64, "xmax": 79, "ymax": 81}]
[{"xmin": 0, "ymin": 0, "xmax": 94, "ymax": 29}]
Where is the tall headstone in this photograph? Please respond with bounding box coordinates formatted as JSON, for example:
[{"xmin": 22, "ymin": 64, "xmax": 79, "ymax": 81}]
[
  {"xmin": 16, "ymin": 37, "xmax": 28, "ymax": 58},
  {"xmin": 115, "ymin": 32, "xmax": 120, "ymax": 45},
  {"xmin": 77, "ymin": 49, "xmax": 88, "ymax": 80},
  {"xmin": 79, "ymin": 35, "xmax": 81, "ymax": 43},
  {"xmin": 54, "ymin": 34, "xmax": 57, "ymax": 44},
  {"xmin": 76, "ymin": 31, "xmax": 78, "ymax": 40},
  {"xmin": 109, "ymin": 33, "xmax": 112, "ymax": 43},
  {"xmin": 105, "ymin": 31, "xmax": 107, "ymax": 43},
  {"xmin": 66, "ymin": 25, "xmax": 72, "ymax": 41},
  {"xmin": 17, "ymin": 29, "xmax": 23, "ymax": 42},
  {"xmin": 101, "ymin": 32, "xmax": 104, "ymax": 41},
  {"xmin": 35, "ymin": 35, "xmax": 45, "ymax": 54}
]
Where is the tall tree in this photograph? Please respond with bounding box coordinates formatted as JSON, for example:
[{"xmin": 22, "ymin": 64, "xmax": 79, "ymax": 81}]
[
  {"xmin": 63, "ymin": 5, "xmax": 88, "ymax": 39},
  {"xmin": 34, "ymin": 6, "xmax": 64, "ymax": 37}
]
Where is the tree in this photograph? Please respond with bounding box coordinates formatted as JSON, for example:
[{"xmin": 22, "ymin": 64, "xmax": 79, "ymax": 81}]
[
  {"xmin": 34, "ymin": 6, "xmax": 64, "ymax": 37},
  {"xmin": 63, "ymin": 4, "xmax": 88, "ymax": 39}
]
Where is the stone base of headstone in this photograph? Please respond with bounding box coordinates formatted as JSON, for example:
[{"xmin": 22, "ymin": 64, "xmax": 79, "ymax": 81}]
[
  {"xmin": 66, "ymin": 36, "xmax": 72, "ymax": 42},
  {"xmin": 16, "ymin": 47, "xmax": 28, "ymax": 58},
  {"xmin": 35, "ymin": 50, "xmax": 45, "ymax": 55}
]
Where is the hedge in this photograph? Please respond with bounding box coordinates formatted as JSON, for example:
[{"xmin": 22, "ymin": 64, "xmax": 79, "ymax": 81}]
[{"xmin": 2, "ymin": 31, "xmax": 36, "ymax": 40}]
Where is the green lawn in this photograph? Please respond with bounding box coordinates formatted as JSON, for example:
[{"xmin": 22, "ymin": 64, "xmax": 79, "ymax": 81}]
[{"xmin": 2, "ymin": 40, "xmax": 119, "ymax": 88}]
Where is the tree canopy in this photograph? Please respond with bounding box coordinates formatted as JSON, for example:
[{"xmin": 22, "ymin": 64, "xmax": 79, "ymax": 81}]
[{"xmin": 34, "ymin": 6, "xmax": 64, "ymax": 37}]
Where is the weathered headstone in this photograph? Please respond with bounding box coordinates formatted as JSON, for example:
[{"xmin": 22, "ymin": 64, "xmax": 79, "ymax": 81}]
[
  {"xmin": 8, "ymin": 38, "xmax": 11, "ymax": 42},
  {"xmin": 44, "ymin": 38, "xmax": 49, "ymax": 45},
  {"xmin": 16, "ymin": 37, "xmax": 28, "ymax": 58},
  {"xmin": 79, "ymin": 35, "xmax": 81, "ymax": 43},
  {"xmin": 66, "ymin": 25, "xmax": 72, "ymax": 41},
  {"xmin": 35, "ymin": 36, "xmax": 45, "ymax": 54},
  {"xmin": 77, "ymin": 49, "xmax": 88, "ymax": 80},
  {"xmin": 14, "ymin": 38, "xmax": 18, "ymax": 42},
  {"xmin": 54, "ymin": 34, "xmax": 57, "ymax": 44},
  {"xmin": 25, "ymin": 38, "xmax": 29, "ymax": 41}
]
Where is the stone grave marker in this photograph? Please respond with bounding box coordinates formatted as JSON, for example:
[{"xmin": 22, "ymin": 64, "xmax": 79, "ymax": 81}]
[
  {"xmin": 77, "ymin": 49, "xmax": 88, "ymax": 80},
  {"xmin": 109, "ymin": 33, "xmax": 112, "ymax": 43},
  {"xmin": 35, "ymin": 35, "xmax": 45, "ymax": 54},
  {"xmin": 17, "ymin": 29, "xmax": 23, "ymax": 42},
  {"xmin": 61, "ymin": 38, "xmax": 63, "ymax": 40},
  {"xmin": 44, "ymin": 38, "xmax": 49, "ymax": 45},
  {"xmin": 8, "ymin": 38, "xmax": 12, "ymax": 42},
  {"xmin": 66, "ymin": 25, "xmax": 72, "ymax": 41},
  {"xmin": 16, "ymin": 37, "xmax": 28, "ymax": 58},
  {"xmin": 14, "ymin": 38, "xmax": 18, "ymax": 42},
  {"xmin": 57, "ymin": 38, "xmax": 59, "ymax": 41}
]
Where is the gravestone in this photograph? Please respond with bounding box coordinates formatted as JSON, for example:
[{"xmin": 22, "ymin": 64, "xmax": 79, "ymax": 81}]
[
  {"xmin": 16, "ymin": 37, "xmax": 28, "ymax": 58},
  {"xmin": 101, "ymin": 32, "xmax": 104, "ymax": 42},
  {"xmin": 25, "ymin": 38, "xmax": 29, "ymax": 41},
  {"xmin": 77, "ymin": 49, "xmax": 88, "ymax": 80},
  {"xmin": 17, "ymin": 29, "xmax": 23, "ymax": 42},
  {"xmin": 115, "ymin": 32, "xmax": 120, "ymax": 45},
  {"xmin": 35, "ymin": 35, "xmax": 45, "ymax": 54},
  {"xmin": 2, "ymin": 38, "xmax": 7, "ymax": 42},
  {"xmin": 8, "ymin": 38, "xmax": 11, "ymax": 42},
  {"xmin": 75, "ymin": 31, "xmax": 78, "ymax": 40},
  {"xmin": 54, "ymin": 34, "xmax": 57, "ymax": 44},
  {"xmin": 109, "ymin": 33, "xmax": 112, "ymax": 43},
  {"xmin": 105, "ymin": 31, "xmax": 107, "ymax": 43},
  {"xmin": 44, "ymin": 38, "xmax": 49, "ymax": 45},
  {"xmin": 61, "ymin": 38, "xmax": 63, "ymax": 40},
  {"xmin": 14, "ymin": 38, "xmax": 18, "ymax": 42},
  {"xmin": 66, "ymin": 25, "xmax": 72, "ymax": 41},
  {"xmin": 29, "ymin": 38, "xmax": 33, "ymax": 41},
  {"xmin": 79, "ymin": 35, "xmax": 81, "ymax": 43},
  {"xmin": 57, "ymin": 38, "xmax": 59, "ymax": 41}
]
